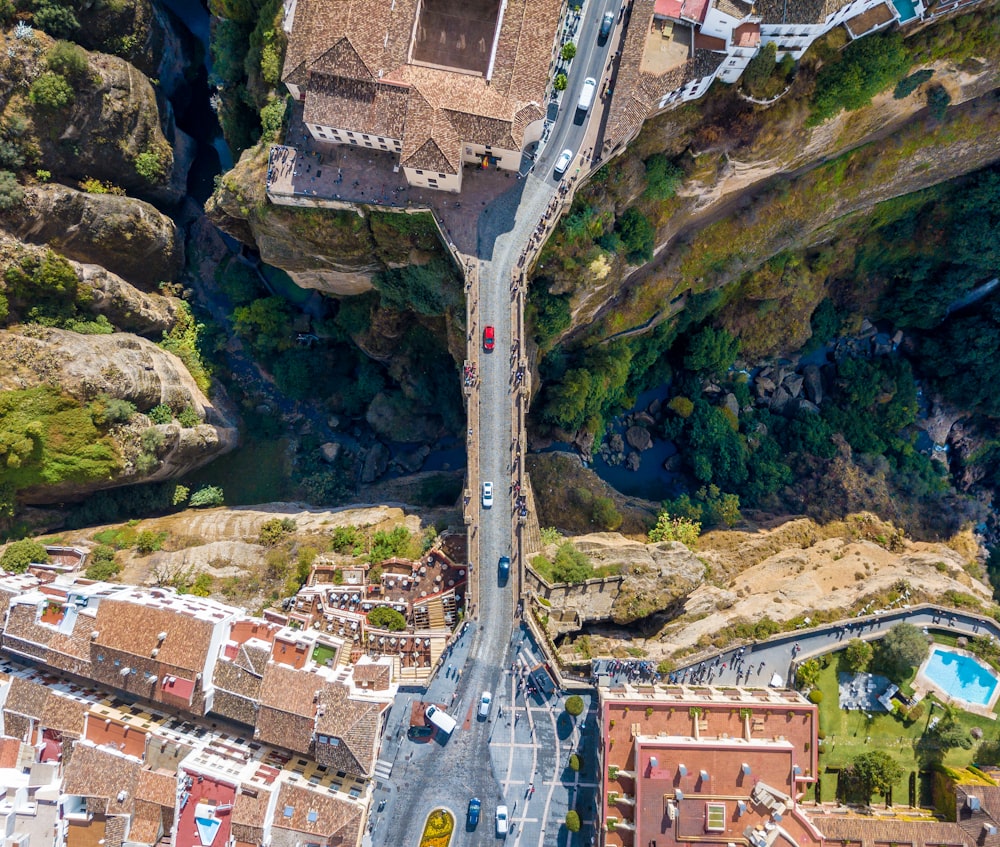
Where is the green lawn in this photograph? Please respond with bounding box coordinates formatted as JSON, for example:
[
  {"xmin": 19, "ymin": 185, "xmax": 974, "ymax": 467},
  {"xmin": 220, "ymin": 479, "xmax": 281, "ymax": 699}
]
[
  {"xmin": 312, "ymin": 644, "xmax": 337, "ymax": 666},
  {"xmin": 815, "ymin": 657, "xmax": 988, "ymax": 803}
]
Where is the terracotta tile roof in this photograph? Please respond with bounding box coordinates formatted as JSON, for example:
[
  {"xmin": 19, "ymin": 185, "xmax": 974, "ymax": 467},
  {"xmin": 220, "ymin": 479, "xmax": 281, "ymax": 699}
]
[
  {"xmin": 282, "ymin": 0, "xmax": 558, "ymax": 165},
  {"xmin": 236, "ymin": 641, "xmax": 271, "ymax": 675},
  {"xmin": 255, "ymin": 663, "xmax": 320, "ymax": 752},
  {"xmin": 314, "ymin": 684, "xmax": 386, "ymax": 775},
  {"xmin": 957, "ymin": 786, "xmax": 1000, "ymax": 847},
  {"xmin": 3, "ymin": 712, "xmax": 30, "ymax": 742},
  {"xmin": 756, "ymin": 0, "xmax": 845, "ymax": 24},
  {"xmin": 233, "ymin": 785, "xmax": 272, "ymax": 831},
  {"xmin": 135, "ymin": 769, "xmax": 178, "ymax": 808},
  {"xmin": 272, "ymin": 782, "xmax": 364, "ymax": 846},
  {"xmin": 351, "ymin": 663, "xmax": 390, "ymax": 691},
  {"xmin": 4, "ymin": 675, "xmax": 49, "ymax": 719},
  {"xmin": 128, "ymin": 799, "xmax": 165, "ymax": 845},
  {"xmin": 213, "ymin": 659, "xmax": 264, "ymax": 700},
  {"xmin": 2, "ymin": 603, "xmax": 53, "ymax": 659},
  {"xmin": 62, "ymin": 744, "xmax": 142, "ymax": 815},
  {"xmin": 0, "ymin": 736, "xmax": 21, "ymax": 768},
  {"xmin": 818, "ymin": 816, "xmax": 974, "ymax": 846},
  {"xmin": 211, "ymin": 689, "xmax": 259, "ymax": 727},
  {"xmin": 41, "ymin": 689, "xmax": 87, "ymax": 736},
  {"xmin": 93, "ymin": 597, "xmax": 217, "ymax": 676}
]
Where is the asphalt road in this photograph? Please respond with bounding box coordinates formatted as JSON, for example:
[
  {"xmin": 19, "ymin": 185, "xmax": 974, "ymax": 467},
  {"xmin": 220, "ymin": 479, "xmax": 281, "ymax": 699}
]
[
  {"xmin": 537, "ymin": 0, "xmax": 621, "ymax": 186},
  {"xmin": 369, "ymin": 3, "xmax": 617, "ymax": 843}
]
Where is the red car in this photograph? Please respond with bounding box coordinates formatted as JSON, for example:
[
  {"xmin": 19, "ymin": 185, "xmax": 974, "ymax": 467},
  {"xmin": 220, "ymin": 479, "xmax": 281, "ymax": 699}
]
[{"xmin": 483, "ymin": 325, "xmax": 495, "ymax": 351}]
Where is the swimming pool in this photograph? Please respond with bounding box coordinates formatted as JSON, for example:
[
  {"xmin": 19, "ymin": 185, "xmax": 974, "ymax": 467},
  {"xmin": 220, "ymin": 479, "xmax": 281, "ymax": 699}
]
[
  {"xmin": 891, "ymin": 0, "xmax": 918, "ymax": 21},
  {"xmin": 921, "ymin": 648, "xmax": 999, "ymax": 707}
]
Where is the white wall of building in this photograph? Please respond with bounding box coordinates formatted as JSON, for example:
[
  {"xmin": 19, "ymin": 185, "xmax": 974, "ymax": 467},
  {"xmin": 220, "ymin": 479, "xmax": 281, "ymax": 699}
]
[
  {"xmin": 461, "ymin": 143, "xmax": 521, "ymax": 171},
  {"xmin": 402, "ymin": 167, "xmax": 462, "ymax": 192},
  {"xmin": 306, "ymin": 123, "xmax": 403, "ymax": 154}
]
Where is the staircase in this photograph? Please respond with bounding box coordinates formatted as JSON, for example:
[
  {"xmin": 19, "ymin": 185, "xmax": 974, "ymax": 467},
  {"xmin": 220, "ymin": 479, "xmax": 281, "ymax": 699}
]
[{"xmin": 425, "ymin": 597, "xmax": 446, "ymax": 629}]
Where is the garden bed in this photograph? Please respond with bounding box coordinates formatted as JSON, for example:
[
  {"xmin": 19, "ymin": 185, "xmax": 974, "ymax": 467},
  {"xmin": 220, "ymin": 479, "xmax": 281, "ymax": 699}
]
[{"xmin": 419, "ymin": 808, "xmax": 455, "ymax": 847}]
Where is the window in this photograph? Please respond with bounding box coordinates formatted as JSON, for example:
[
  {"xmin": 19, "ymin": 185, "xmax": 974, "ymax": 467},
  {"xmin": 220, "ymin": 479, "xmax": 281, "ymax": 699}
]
[
  {"xmin": 415, "ymin": 170, "xmax": 423, "ymax": 175},
  {"xmin": 380, "ymin": 143, "xmax": 388, "ymax": 149},
  {"xmin": 438, "ymin": 173, "xmax": 446, "ymax": 179},
  {"xmin": 705, "ymin": 803, "xmax": 726, "ymax": 832},
  {"xmin": 114, "ymin": 658, "xmax": 120, "ymax": 667},
  {"xmin": 365, "ymin": 141, "xmax": 372, "ymax": 147},
  {"xmin": 347, "ymin": 132, "xmax": 355, "ymax": 138},
  {"xmin": 97, "ymin": 654, "xmax": 104, "ymax": 662}
]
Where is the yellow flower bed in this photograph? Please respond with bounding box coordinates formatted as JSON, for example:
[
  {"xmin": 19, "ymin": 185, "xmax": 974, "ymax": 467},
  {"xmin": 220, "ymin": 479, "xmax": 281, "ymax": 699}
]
[{"xmin": 419, "ymin": 808, "xmax": 455, "ymax": 847}]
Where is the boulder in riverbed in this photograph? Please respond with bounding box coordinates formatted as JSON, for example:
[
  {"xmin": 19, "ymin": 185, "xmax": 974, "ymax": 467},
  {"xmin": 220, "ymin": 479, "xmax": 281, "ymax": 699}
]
[{"xmin": 626, "ymin": 426, "xmax": 653, "ymax": 452}]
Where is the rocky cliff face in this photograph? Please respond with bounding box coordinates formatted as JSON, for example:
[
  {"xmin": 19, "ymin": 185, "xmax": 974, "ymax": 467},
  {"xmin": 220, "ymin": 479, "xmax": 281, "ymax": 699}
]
[
  {"xmin": 0, "ymin": 327, "xmax": 238, "ymax": 502},
  {"xmin": 9, "ymin": 186, "xmax": 184, "ymax": 290},
  {"xmin": 0, "ymin": 31, "xmax": 181, "ymax": 202}
]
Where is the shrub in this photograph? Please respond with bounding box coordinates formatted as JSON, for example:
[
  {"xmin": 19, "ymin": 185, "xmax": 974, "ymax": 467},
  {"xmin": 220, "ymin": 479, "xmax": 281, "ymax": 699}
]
[
  {"xmin": 649, "ymin": 512, "xmax": 701, "ymax": 546},
  {"xmin": 29, "ymin": 72, "xmax": 74, "ymax": 110},
  {"xmin": 893, "ymin": 68, "xmax": 933, "ymax": 98},
  {"xmin": 258, "ymin": 516, "xmax": 296, "ymax": 546},
  {"xmin": 565, "ymin": 694, "xmax": 585, "ymax": 716},
  {"xmin": 84, "ymin": 544, "xmax": 121, "ymax": 581},
  {"xmin": 188, "ymin": 485, "xmax": 224, "ymax": 508},
  {"xmin": 367, "ymin": 605, "xmax": 406, "ymax": 631},
  {"xmin": 643, "ymin": 153, "xmax": 684, "ymax": 201},
  {"xmin": 561, "ymin": 42, "xmax": 577, "ymax": 61},
  {"xmin": 926, "ymin": 84, "xmax": 951, "ymax": 120},
  {"xmin": 617, "ymin": 207, "xmax": 654, "ymax": 263},
  {"xmin": 171, "ymin": 484, "xmax": 189, "ymax": 506},
  {"xmin": 553, "ymin": 73, "xmax": 568, "ymax": 91},
  {"xmin": 0, "ymin": 170, "xmax": 24, "ymax": 210},
  {"xmin": 46, "ymin": 40, "xmax": 89, "ymax": 79},
  {"xmin": 565, "ymin": 810, "xmax": 581, "ymax": 832},
  {"xmin": 140, "ymin": 427, "xmax": 165, "ymax": 453},
  {"xmin": 808, "ymin": 688, "xmax": 823, "ymax": 704},
  {"xmin": 569, "ymin": 752, "xmax": 581, "ymax": 771},
  {"xmin": 844, "ymin": 637, "xmax": 874, "ymax": 672},
  {"xmin": 1, "ymin": 539, "xmax": 49, "ymax": 572},
  {"xmin": 32, "ymin": 1, "xmax": 79, "ymax": 37},
  {"xmin": 259, "ymin": 95, "xmax": 287, "ymax": 137},
  {"xmin": 134, "ymin": 148, "xmax": 167, "ymax": 183},
  {"xmin": 742, "ymin": 41, "xmax": 778, "ymax": 95},
  {"xmin": 177, "ymin": 407, "xmax": 200, "ymax": 428},
  {"xmin": 134, "ymin": 530, "xmax": 167, "ymax": 554},
  {"xmin": 331, "ymin": 525, "xmax": 363, "ymax": 555},
  {"xmin": 147, "ymin": 404, "xmax": 173, "ymax": 425}
]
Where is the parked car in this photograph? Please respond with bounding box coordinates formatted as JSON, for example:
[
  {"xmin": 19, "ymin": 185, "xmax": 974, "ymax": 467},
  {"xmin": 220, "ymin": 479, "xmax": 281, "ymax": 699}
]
[
  {"xmin": 496, "ymin": 805, "xmax": 509, "ymax": 836},
  {"xmin": 600, "ymin": 10, "xmax": 615, "ymax": 37},
  {"xmin": 467, "ymin": 798, "xmax": 481, "ymax": 829},
  {"xmin": 483, "ymin": 325, "xmax": 495, "ymax": 351},
  {"xmin": 554, "ymin": 148, "xmax": 573, "ymax": 176},
  {"xmin": 498, "ymin": 556, "xmax": 510, "ymax": 581},
  {"xmin": 407, "ymin": 725, "xmax": 434, "ymax": 740},
  {"xmin": 482, "ymin": 481, "xmax": 493, "ymax": 508},
  {"xmin": 479, "ymin": 691, "xmax": 492, "ymax": 719}
]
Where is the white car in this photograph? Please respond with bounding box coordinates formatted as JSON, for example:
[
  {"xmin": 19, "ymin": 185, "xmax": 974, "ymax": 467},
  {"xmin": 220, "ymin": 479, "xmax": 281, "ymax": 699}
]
[
  {"xmin": 482, "ymin": 481, "xmax": 493, "ymax": 508},
  {"xmin": 479, "ymin": 691, "xmax": 492, "ymax": 719},
  {"xmin": 553, "ymin": 148, "xmax": 573, "ymax": 176},
  {"xmin": 496, "ymin": 805, "xmax": 509, "ymax": 836}
]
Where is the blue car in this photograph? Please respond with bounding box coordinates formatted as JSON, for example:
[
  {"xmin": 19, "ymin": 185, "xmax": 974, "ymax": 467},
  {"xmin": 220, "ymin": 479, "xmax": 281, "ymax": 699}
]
[
  {"xmin": 467, "ymin": 798, "xmax": 481, "ymax": 829},
  {"xmin": 499, "ymin": 556, "xmax": 510, "ymax": 581}
]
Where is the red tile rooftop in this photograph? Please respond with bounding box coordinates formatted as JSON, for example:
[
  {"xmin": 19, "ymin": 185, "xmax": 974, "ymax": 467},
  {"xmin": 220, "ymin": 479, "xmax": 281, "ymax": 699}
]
[
  {"xmin": 177, "ymin": 770, "xmax": 236, "ymax": 847},
  {"xmin": 654, "ymin": 0, "xmax": 710, "ymax": 20}
]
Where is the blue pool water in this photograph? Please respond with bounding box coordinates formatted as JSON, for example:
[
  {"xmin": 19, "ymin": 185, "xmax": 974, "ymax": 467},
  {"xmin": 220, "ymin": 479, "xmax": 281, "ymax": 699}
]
[
  {"xmin": 923, "ymin": 648, "xmax": 998, "ymax": 707},
  {"xmin": 892, "ymin": 0, "xmax": 918, "ymax": 22}
]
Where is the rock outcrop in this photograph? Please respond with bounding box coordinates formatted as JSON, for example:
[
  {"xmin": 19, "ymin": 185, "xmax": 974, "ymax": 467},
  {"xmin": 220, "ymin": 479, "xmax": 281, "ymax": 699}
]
[
  {"xmin": 10, "ymin": 186, "xmax": 184, "ymax": 289},
  {"xmin": 0, "ymin": 327, "xmax": 237, "ymax": 502}
]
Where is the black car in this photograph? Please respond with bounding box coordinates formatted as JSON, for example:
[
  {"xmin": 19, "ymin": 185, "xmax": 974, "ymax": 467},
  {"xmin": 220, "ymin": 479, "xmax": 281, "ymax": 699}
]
[
  {"xmin": 599, "ymin": 10, "xmax": 615, "ymax": 38},
  {"xmin": 467, "ymin": 797, "xmax": 481, "ymax": 829},
  {"xmin": 407, "ymin": 725, "xmax": 434, "ymax": 740}
]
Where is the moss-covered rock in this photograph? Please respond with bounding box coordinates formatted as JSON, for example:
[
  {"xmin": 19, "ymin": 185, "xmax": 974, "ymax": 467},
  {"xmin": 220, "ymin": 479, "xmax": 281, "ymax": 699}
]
[
  {"xmin": 0, "ymin": 326, "xmax": 238, "ymax": 504},
  {"xmin": 8, "ymin": 185, "xmax": 184, "ymax": 290}
]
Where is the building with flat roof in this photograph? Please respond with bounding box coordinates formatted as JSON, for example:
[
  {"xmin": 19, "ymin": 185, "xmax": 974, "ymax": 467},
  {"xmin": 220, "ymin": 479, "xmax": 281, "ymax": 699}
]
[
  {"xmin": 598, "ymin": 686, "xmax": 822, "ymax": 847},
  {"xmin": 280, "ymin": 0, "xmax": 560, "ymax": 192}
]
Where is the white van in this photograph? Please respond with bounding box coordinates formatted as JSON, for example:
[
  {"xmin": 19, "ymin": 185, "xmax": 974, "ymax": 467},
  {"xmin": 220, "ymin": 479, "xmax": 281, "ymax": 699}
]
[
  {"xmin": 577, "ymin": 77, "xmax": 597, "ymax": 112},
  {"xmin": 425, "ymin": 704, "xmax": 457, "ymax": 735}
]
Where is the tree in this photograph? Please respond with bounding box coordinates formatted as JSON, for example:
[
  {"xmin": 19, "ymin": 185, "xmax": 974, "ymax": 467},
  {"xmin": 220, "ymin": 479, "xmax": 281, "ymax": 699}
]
[
  {"xmin": 742, "ymin": 41, "xmax": 777, "ymax": 96},
  {"xmin": 926, "ymin": 84, "xmax": 951, "ymax": 121},
  {"xmin": 848, "ymin": 750, "xmax": 902, "ymax": 805},
  {"xmin": 561, "ymin": 42, "xmax": 577, "ymax": 61},
  {"xmin": 1, "ymin": 538, "xmax": 49, "ymax": 573},
  {"xmin": 188, "ymin": 485, "xmax": 225, "ymax": 508},
  {"xmin": 591, "ymin": 496, "xmax": 622, "ymax": 531},
  {"xmin": 367, "ymin": 606, "xmax": 406, "ymax": 631},
  {"xmin": 617, "ymin": 208, "xmax": 654, "ymax": 263},
  {"xmin": 46, "ymin": 41, "xmax": 89, "ymax": 80},
  {"xmin": 565, "ymin": 695, "xmax": 585, "ymax": 717},
  {"xmin": 258, "ymin": 517, "xmax": 296, "ymax": 546},
  {"xmin": 553, "ymin": 73, "xmax": 568, "ymax": 91},
  {"xmin": 32, "ymin": 1, "xmax": 79, "ymax": 37},
  {"xmin": 84, "ymin": 544, "xmax": 121, "ymax": 581},
  {"xmin": 565, "ymin": 810, "xmax": 582, "ymax": 832},
  {"xmin": 29, "ymin": 72, "xmax": 74, "ymax": 110},
  {"xmin": 875, "ymin": 622, "xmax": 928, "ymax": 681},
  {"xmin": 684, "ymin": 326, "xmax": 740, "ymax": 378},
  {"xmin": 893, "ymin": 68, "xmax": 933, "ymax": 99},
  {"xmin": 134, "ymin": 530, "xmax": 166, "ymax": 554},
  {"xmin": 643, "ymin": 154, "xmax": 684, "ymax": 201},
  {"xmin": 0, "ymin": 170, "xmax": 23, "ymax": 210},
  {"xmin": 649, "ymin": 512, "xmax": 701, "ymax": 546},
  {"xmin": 795, "ymin": 658, "xmax": 821, "ymax": 690},
  {"xmin": 844, "ymin": 638, "xmax": 874, "ymax": 672}
]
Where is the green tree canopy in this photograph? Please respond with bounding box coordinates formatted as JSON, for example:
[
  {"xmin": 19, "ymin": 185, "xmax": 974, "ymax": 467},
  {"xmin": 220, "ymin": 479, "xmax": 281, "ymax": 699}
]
[
  {"xmin": 565, "ymin": 694, "xmax": 585, "ymax": 716},
  {"xmin": 847, "ymin": 750, "xmax": 903, "ymax": 805},
  {"xmin": 1, "ymin": 539, "xmax": 49, "ymax": 573},
  {"xmin": 367, "ymin": 605, "xmax": 406, "ymax": 631},
  {"xmin": 874, "ymin": 622, "xmax": 928, "ymax": 681},
  {"xmin": 684, "ymin": 326, "xmax": 740, "ymax": 378},
  {"xmin": 795, "ymin": 658, "xmax": 821, "ymax": 690},
  {"xmin": 844, "ymin": 638, "xmax": 874, "ymax": 672},
  {"xmin": 648, "ymin": 512, "xmax": 701, "ymax": 546}
]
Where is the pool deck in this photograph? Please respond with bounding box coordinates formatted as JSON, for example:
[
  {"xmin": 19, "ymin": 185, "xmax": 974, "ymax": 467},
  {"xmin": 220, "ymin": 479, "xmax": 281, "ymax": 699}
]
[{"xmin": 914, "ymin": 645, "xmax": 1000, "ymax": 719}]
